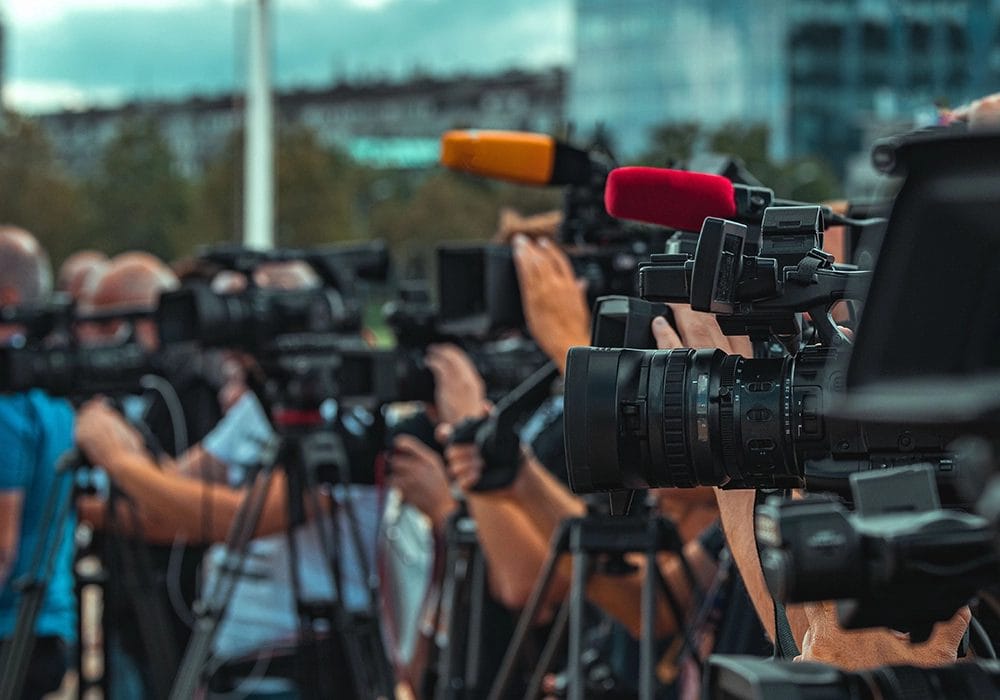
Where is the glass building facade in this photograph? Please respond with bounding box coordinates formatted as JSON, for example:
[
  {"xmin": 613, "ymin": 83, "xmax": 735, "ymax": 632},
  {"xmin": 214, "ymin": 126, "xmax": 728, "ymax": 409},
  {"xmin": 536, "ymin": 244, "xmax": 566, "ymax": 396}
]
[
  {"xmin": 569, "ymin": 0, "xmax": 790, "ymax": 160},
  {"xmin": 571, "ymin": 0, "xmax": 1000, "ymax": 174}
]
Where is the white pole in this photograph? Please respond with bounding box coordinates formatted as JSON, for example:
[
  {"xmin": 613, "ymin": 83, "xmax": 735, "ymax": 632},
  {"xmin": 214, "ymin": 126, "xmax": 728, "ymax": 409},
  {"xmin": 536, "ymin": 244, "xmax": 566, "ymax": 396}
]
[{"xmin": 243, "ymin": 0, "xmax": 275, "ymax": 250}]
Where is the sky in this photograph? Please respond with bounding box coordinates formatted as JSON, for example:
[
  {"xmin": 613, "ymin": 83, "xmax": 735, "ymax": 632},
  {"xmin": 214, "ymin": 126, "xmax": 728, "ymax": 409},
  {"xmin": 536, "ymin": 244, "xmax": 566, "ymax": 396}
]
[{"xmin": 1, "ymin": 0, "xmax": 573, "ymax": 113}]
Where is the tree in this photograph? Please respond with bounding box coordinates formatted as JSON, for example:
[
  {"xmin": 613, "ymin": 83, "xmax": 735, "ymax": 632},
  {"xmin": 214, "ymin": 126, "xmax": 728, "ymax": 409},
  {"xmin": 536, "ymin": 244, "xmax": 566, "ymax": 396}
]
[
  {"xmin": 85, "ymin": 116, "xmax": 192, "ymax": 260},
  {"xmin": 182, "ymin": 125, "xmax": 370, "ymax": 256},
  {"xmin": 367, "ymin": 170, "xmax": 561, "ymax": 278},
  {"xmin": 0, "ymin": 113, "xmax": 91, "ymax": 265},
  {"xmin": 636, "ymin": 119, "xmax": 842, "ymax": 202},
  {"xmin": 637, "ymin": 122, "xmax": 702, "ymax": 167}
]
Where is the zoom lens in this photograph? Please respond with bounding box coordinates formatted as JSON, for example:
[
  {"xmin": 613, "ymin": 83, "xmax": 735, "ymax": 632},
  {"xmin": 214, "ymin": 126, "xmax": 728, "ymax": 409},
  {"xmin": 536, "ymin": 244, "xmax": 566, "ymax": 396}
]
[{"xmin": 563, "ymin": 345, "xmax": 957, "ymax": 495}]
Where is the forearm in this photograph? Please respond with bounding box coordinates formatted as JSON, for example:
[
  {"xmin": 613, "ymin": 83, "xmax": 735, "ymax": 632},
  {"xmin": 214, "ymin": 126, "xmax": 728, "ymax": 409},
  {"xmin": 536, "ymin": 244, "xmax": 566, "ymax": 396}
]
[
  {"xmin": 0, "ymin": 491, "xmax": 23, "ymax": 587},
  {"xmin": 465, "ymin": 493, "xmax": 563, "ymax": 613},
  {"xmin": 585, "ymin": 530, "xmax": 719, "ymax": 639},
  {"xmin": 104, "ymin": 453, "xmax": 287, "ymax": 542},
  {"xmin": 510, "ymin": 456, "xmax": 586, "ymax": 539},
  {"xmin": 715, "ymin": 488, "xmax": 809, "ymax": 645}
]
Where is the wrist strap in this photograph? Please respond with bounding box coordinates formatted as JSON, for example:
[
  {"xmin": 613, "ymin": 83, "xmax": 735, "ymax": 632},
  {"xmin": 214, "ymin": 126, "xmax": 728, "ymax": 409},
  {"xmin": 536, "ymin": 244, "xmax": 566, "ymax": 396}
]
[{"xmin": 754, "ymin": 489, "xmax": 800, "ymax": 659}]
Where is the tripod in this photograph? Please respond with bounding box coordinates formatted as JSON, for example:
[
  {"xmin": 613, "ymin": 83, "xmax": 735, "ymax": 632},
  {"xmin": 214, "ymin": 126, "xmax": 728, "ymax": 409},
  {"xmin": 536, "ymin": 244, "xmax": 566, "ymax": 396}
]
[
  {"xmin": 488, "ymin": 512, "xmax": 704, "ymax": 700},
  {"xmin": 0, "ymin": 450, "xmax": 181, "ymax": 700},
  {"xmin": 431, "ymin": 505, "xmax": 489, "ymax": 700},
  {"xmin": 169, "ymin": 413, "xmax": 395, "ymax": 700},
  {"xmin": 0, "ymin": 452, "xmax": 77, "ymax": 700}
]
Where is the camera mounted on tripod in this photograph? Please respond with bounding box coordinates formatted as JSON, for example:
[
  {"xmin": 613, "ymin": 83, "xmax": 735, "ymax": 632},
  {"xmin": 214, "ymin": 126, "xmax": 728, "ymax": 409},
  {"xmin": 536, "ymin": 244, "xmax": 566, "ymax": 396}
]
[{"xmin": 0, "ymin": 299, "xmax": 158, "ymax": 398}]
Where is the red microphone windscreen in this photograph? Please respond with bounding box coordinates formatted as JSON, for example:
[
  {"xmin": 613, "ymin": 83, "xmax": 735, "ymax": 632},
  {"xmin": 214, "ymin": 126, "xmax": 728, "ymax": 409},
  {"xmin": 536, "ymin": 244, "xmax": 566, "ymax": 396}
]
[{"xmin": 605, "ymin": 167, "xmax": 737, "ymax": 232}]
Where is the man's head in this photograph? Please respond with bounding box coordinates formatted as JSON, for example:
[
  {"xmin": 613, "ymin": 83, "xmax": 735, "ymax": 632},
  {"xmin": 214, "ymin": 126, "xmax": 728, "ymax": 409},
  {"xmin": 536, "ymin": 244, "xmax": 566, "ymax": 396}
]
[
  {"xmin": 0, "ymin": 226, "xmax": 53, "ymax": 345},
  {"xmin": 78, "ymin": 252, "xmax": 179, "ymax": 350},
  {"xmin": 57, "ymin": 250, "xmax": 110, "ymax": 301},
  {"xmin": 0, "ymin": 226, "xmax": 52, "ymax": 308}
]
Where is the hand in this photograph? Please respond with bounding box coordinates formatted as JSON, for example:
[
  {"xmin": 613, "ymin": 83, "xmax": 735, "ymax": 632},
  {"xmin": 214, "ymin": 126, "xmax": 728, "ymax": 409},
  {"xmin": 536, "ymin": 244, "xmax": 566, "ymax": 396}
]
[
  {"xmin": 76, "ymin": 400, "xmax": 147, "ymax": 470},
  {"xmin": 796, "ymin": 602, "xmax": 971, "ymax": 670},
  {"xmin": 425, "ymin": 344, "xmax": 489, "ymax": 426},
  {"xmin": 946, "ymin": 92, "xmax": 1000, "ymax": 130},
  {"xmin": 512, "ymin": 235, "xmax": 592, "ymax": 374},
  {"xmin": 441, "ymin": 435, "xmax": 485, "ymax": 493},
  {"xmin": 651, "ymin": 304, "xmax": 752, "ymax": 357},
  {"xmin": 389, "ymin": 435, "xmax": 457, "ymax": 530}
]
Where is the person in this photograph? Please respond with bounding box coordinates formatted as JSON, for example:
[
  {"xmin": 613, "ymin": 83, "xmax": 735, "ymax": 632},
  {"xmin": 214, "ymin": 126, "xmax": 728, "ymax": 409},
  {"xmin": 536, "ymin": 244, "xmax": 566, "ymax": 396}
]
[
  {"xmin": 57, "ymin": 249, "xmax": 109, "ymax": 302},
  {"xmin": 0, "ymin": 226, "xmax": 76, "ymax": 700},
  {"xmin": 390, "ymin": 233, "xmax": 767, "ymax": 697},
  {"xmin": 653, "ymin": 303, "xmax": 973, "ymax": 670},
  {"xmin": 76, "ymin": 261, "xmax": 382, "ymax": 698}
]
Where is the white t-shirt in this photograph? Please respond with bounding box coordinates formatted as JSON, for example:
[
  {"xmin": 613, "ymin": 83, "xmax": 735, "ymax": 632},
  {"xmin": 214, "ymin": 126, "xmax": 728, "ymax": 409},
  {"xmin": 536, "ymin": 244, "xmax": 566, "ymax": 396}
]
[{"xmin": 199, "ymin": 392, "xmax": 382, "ymax": 660}]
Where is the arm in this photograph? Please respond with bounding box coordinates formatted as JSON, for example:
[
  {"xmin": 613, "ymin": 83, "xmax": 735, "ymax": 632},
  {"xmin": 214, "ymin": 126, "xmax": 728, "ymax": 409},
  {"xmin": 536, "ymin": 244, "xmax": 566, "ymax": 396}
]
[
  {"xmin": 660, "ymin": 305, "xmax": 971, "ymax": 668},
  {"xmin": 0, "ymin": 490, "xmax": 23, "ymax": 586},
  {"xmin": 76, "ymin": 401, "xmax": 288, "ymax": 542}
]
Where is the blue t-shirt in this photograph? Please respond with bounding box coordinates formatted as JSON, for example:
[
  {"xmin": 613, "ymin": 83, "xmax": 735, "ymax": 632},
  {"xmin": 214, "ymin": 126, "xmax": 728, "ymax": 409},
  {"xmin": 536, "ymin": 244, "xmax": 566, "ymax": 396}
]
[{"xmin": 0, "ymin": 390, "xmax": 77, "ymax": 642}]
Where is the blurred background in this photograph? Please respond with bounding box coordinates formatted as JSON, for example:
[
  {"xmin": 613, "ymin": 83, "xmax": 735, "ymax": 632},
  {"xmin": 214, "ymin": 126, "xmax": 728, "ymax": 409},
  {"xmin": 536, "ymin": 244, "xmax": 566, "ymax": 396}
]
[{"xmin": 0, "ymin": 0, "xmax": 996, "ymax": 271}]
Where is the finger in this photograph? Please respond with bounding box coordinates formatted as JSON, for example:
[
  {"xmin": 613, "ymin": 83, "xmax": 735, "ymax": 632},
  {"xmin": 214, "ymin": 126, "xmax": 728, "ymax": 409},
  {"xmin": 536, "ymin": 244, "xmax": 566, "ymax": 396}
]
[
  {"xmin": 424, "ymin": 353, "xmax": 449, "ymax": 380},
  {"xmin": 930, "ymin": 606, "xmax": 972, "ymax": 652},
  {"xmin": 434, "ymin": 423, "xmax": 453, "ymax": 446},
  {"xmin": 512, "ymin": 236, "xmax": 545, "ymax": 282},
  {"xmin": 651, "ymin": 315, "xmax": 682, "ymax": 350},
  {"xmin": 668, "ymin": 303, "xmax": 727, "ymax": 350},
  {"xmin": 434, "ymin": 344, "xmax": 480, "ymax": 376},
  {"xmin": 537, "ymin": 237, "xmax": 575, "ymax": 279},
  {"xmin": 393, "ymin": 435, "xmax": 441, "ymax": 465},
  {"xmin": 444, "ymin": 444, "xmax": 480, "ymax": 463}
]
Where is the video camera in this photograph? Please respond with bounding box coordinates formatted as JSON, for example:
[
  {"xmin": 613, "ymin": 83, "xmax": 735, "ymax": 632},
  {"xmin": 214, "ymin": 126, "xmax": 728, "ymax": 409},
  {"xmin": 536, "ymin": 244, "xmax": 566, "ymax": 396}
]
[
  {"xmin": 563, "ymin": 200, "xmax": 956, "ymax": 499},
  {"xmin": 156, "ymin": 243, "xmax": 401, "ymax": 408},
  {"xmin": 383, "ymin": 281, "xmax": 547, "ymax": 404},
  {"xmin": 0, "ymin": 301, "xmax": 157, "ymax": 398},
  {"xmin": 705, "ymin": 128, "xmax": 1000, "ymax": 698}
]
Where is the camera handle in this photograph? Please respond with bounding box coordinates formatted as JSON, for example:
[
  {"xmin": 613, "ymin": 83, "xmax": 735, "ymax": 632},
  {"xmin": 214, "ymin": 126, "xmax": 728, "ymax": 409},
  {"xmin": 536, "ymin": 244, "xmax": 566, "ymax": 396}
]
[
  {"xmin": 450, "ymin": 361, "xmax": 559, "ymax": 491},
  {"xmin": 488, "ymin": 513, "xmax": 704, "ymax": 700}
]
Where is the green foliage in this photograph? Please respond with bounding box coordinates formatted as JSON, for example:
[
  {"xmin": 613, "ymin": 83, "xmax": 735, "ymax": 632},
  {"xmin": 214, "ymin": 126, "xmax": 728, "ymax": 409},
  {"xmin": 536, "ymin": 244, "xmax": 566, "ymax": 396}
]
[
  {"xmin": 637, "ymin": 122, "xmax": 702, "ymax": 167},
  {"xmin": 637, "ymin": 120, "xmax": 843, "ymax": 202},
  {"xmin": 179, "ymin": 125, "xmax": 371, "ymax": 257},
  {"xmin": 85, "ymin": 116, "xmax": 192, "ymax": 260},
  {"xmin": 367, "ymin": 171, "xmax": 560, "ymax": 277},
  {"xmin": 0, "ymin": 113, "xmax": 92, "ymax": 265}
]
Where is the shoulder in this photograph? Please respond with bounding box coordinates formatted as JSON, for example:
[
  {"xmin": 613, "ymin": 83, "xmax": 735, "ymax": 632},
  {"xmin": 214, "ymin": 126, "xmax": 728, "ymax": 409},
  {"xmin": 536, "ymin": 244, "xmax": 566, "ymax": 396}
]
[{"xmin": 24, "ymin": 391, "xmax": 75, "ymax": 436}]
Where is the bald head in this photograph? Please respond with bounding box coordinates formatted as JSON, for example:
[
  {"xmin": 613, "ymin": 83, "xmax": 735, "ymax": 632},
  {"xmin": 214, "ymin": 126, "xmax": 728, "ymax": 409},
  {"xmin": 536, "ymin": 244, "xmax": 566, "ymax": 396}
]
[
  {"xmin": 58, "ymin": 250, "xmax": 110, "ymax": 301},
  {"xmin": 87, "ymin": 253, "xmax": 179, "ymax": 312},
  {"xmin": 252, "ymin": 261, "xmax": 321, "ymax": 291},
  {"xmin": 0, "ymin": 226, "xmax": 52, "ymax": 306},
  {"xmin": 78, "ymin": 253, "xmax": 179, "ymax": 351}
]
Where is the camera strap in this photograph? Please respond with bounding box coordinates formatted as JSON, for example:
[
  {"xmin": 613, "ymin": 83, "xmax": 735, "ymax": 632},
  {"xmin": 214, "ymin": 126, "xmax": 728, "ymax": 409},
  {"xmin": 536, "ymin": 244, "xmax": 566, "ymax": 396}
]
[{"xmin": 753, "ymin": 489, "xmax": 800, "ymax": 659}]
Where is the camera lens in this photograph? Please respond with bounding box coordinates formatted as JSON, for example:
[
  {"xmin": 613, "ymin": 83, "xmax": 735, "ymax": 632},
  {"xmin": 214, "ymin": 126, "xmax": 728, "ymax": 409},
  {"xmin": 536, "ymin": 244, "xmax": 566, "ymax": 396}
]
[
  {"xmin": 564, "ymin": 346, "xmax": 790, "ymax": 491},
  {"xmin": 565, "ymin": 344, "xmax": 957, "ymax": 496}
]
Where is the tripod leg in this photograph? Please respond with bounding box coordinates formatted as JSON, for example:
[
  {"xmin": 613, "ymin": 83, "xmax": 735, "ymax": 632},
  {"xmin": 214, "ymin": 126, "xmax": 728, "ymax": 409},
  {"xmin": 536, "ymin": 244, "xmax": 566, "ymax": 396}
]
[
  {"xmin": 567, "ymin": 546, "xmax": 589, "ymax": 700},
  {"xmin": 524, "ymin": 599, "xmax": 570, "ymax": 699},
  {"xmin": 463, "ymin": 542, "xmax": 487, "ymax": 693},
  {"xmin": 652, "ymin": 559, "xmax": 703, "ymax": 678},
  {"xmin": 639, "ymin": 545, "xmax": 656, "ymax": 700},
  {"xmin": 0, "ymin": 471, "xmax": 74, "ymax": 700},
  {"xmin": 487, "ymin": 518, "xmax": 570, "ymax": 700},
  {"xmin": 169, "ymin": 462, "xmax": 278, "ymax": 700}
]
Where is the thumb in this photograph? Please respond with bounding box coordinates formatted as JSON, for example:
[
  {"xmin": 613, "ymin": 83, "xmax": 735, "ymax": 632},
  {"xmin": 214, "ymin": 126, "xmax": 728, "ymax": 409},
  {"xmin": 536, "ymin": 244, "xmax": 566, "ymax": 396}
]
[
  {"xmin": 651, "ymin": 315, "xmax": 682, "ymax": 350},
  {"xmin": 435, "ymin": 423, "xmax": 453, "ymax": 447}
]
